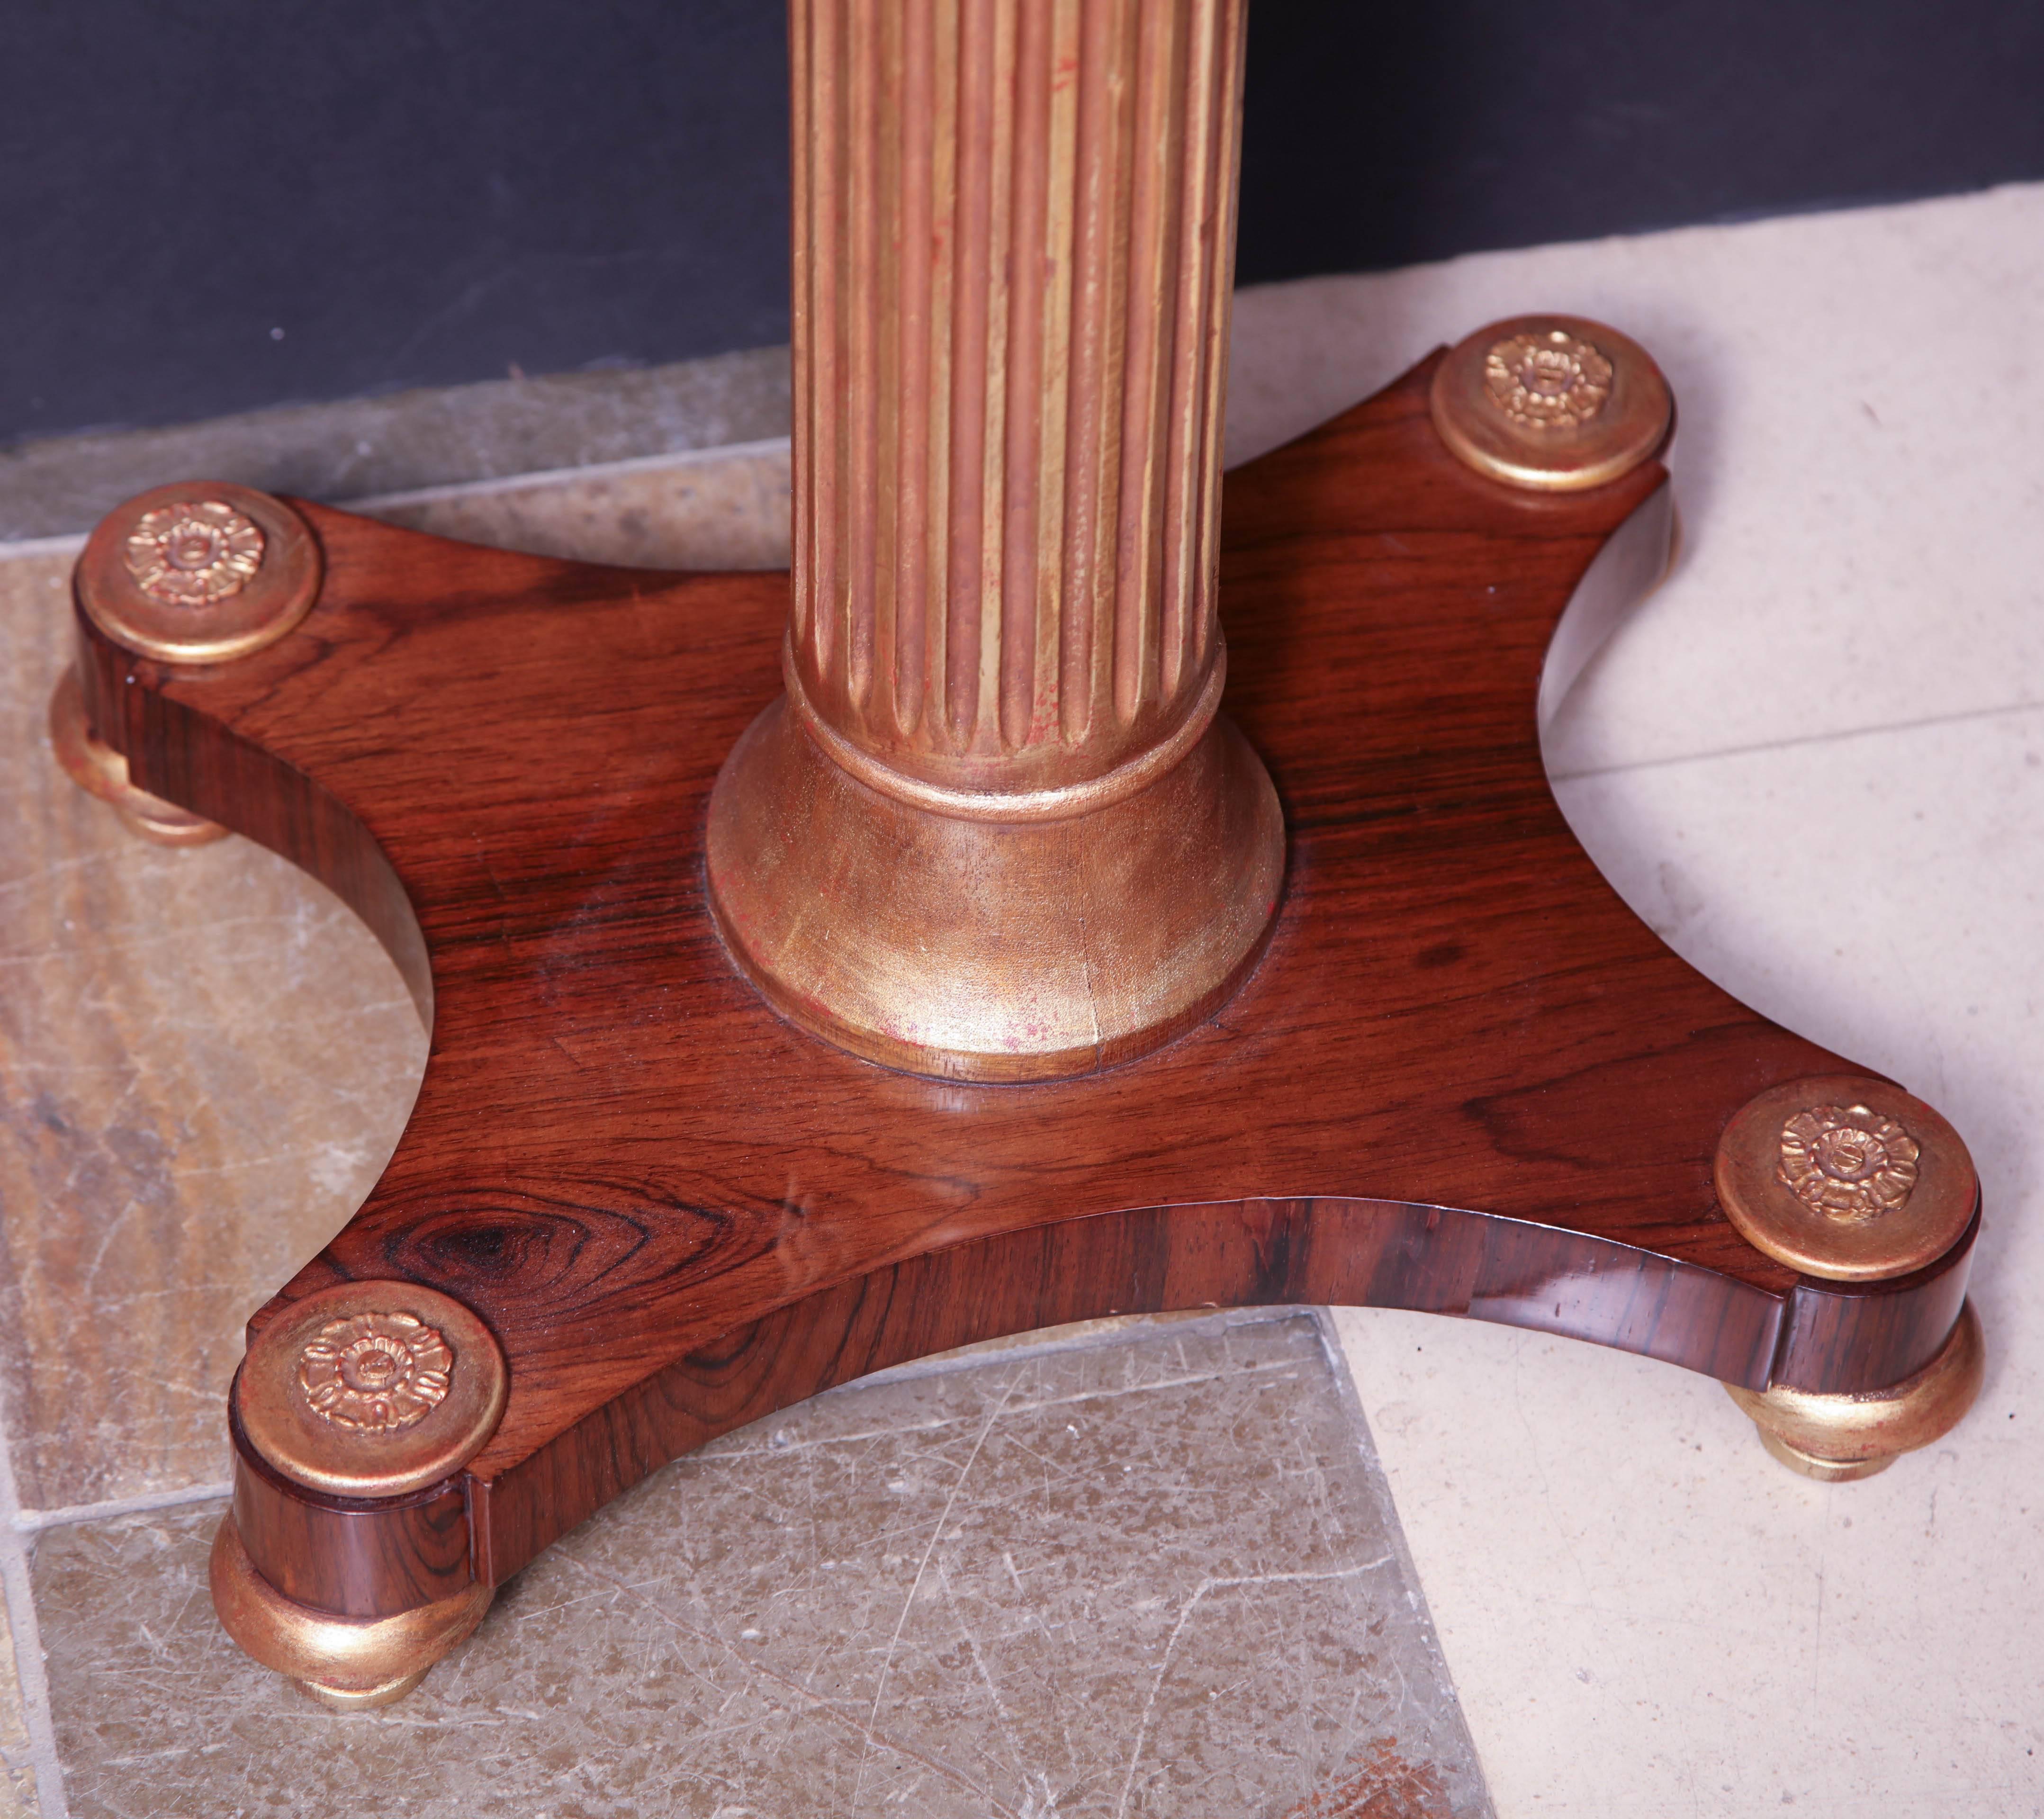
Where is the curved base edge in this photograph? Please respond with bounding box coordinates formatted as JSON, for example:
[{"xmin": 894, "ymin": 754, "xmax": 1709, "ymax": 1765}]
[
  {"xmin": 704, "ymin": 695, "xmax": 1286, "ymax": 1082},
  {"xmin": 1726, "ymin": 1298, "xmax": 1985, "ymax": 1481},
  {"xmin": 209, "ymin": 1514, "xmax": 493, "ymax": 1710}
]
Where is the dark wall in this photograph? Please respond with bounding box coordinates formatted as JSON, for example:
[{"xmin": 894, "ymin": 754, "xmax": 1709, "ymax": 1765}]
[
  {"xmin": 1236, "ymin": 1, "xmax": 2044, "ymax": 284},
  {"xmin": 5, "ymin": 0, "xmax": 2041, "ymax": 446},
  {"xmin": 3, "ymin": 0, "xmax": 790, "ymax": 442}
]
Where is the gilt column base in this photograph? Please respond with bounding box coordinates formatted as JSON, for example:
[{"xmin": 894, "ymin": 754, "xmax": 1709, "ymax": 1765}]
[{"xmin": 705, "ymin": 682, "xmax": 1285, "ymax": 1082}]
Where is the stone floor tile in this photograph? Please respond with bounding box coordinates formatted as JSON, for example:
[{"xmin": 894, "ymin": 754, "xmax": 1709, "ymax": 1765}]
[
  {"xmin": 0, "ymin": 347, "xmax": 789, "ymax": 544},
  {"xmin": 0, "ymin": 429, "xmax": 792, "ymax": 1513},
  {"xmin": 1225, "ymin": 182, "xmax": 2044, "ymax": 777},
  {"xmin": 34, "ymin": 1314, "xmax": 1487, "ymax": 1819},
  {"xmin": 362, "ymin": 439, "xmax": 791, "ymax": 571},
  {"xmin": 0, "ymin": 551, "xmax": 426, "ymax": 1511},
  {"xmin": 0, "ymin": 1588, "xmax": 38, "ymax": 1818},
  {"xmin": 12, "ymin": 176, "xmax": 2042, "ymax": 1819},
  {"xmin": 1339, "ymin": 706, "xmax": 2044, "ymax": 1819}
]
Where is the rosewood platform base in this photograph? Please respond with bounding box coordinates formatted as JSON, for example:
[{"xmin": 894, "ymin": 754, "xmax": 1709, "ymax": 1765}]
[{"xmin": 60, "ymin": 354, "xmax": 1985, "ymax": 1703}]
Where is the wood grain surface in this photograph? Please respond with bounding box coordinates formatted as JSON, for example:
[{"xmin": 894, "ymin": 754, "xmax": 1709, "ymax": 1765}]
[{"xmin": 75, "ymin": 357, "xmax": 1978, "ymax": 1617}]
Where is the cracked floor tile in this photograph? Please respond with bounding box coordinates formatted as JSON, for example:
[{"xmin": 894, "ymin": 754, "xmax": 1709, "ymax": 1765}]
[{"xmin": 31, "ymin": 1313, "xmax": 1488, "ymax": 1819}]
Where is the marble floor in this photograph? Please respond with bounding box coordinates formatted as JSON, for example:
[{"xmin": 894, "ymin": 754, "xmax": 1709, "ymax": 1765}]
[
  {"xmin": 26, "ymin": 1314, "xmax": 1484, "ymax": 1819},
  {"xmin": 1273, "ymin": 183, "xmax": 2044, "ymax": 1819},
  {"xmin": 2, "ymin": 179, "xmax": 2041, "ymax": 1817}
]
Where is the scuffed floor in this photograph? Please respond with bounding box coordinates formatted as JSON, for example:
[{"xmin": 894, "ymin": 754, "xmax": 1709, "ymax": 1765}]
[
  {"xmin": 27, "ymin": 1315, "xmax": 1484, "ymax": 1819},
  {"xmin": 0, "ymin": 403, "xmax": 1486, "ymax": 1814},
  {"xmin": 8, "ymin": 176, "xmax": 2044, "ymax": 1817}
]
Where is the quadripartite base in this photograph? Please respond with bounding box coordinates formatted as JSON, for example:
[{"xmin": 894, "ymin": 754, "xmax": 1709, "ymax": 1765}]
[{"xmin": 704, "ymin": 695, "xmax": 1286, "ymax": 1082}]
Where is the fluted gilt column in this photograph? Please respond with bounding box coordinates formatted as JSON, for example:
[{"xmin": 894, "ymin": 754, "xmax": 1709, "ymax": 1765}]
[{"xmin": 706, "ymin": 0, "xmax": 1283, "ymax": 1080}]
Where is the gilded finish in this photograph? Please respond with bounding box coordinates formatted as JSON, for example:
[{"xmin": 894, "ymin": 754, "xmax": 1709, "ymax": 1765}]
[
  {"xmin": 209, "ymin": 1515, "xmax": 492, "ymax": 1709},
  {"xmin": 783, "ymin": 0, "xmax": 1246, "ymax": 797},
  {"xmin": 1484, "ymin": 329, "xmax": 1612, "ymax": 429},
  {"xmin": 235, "ymin": 1281, "xmax": 505, "ymax": 1499},
  {"xmin": 1715, "ymin": 1074, "xmax": 1976, "ymax": 1281},
  {"xmin": 297, "ymin": 1311, "xmax": 454, "ymax": 1433},
  {"xmin": 708, "ymin": 690, "xmax": 1283, "ymax": 1081},
  {"xmin": 1727, "ymin": 1300, "xmax": 1985, "ymax": 1481},
  {"xmin": 1778, "ymin": 1103, "xmax": 1918, "ymax": 1219},
  {"xmin": 1430, "ymin": 315, "xmax": 1673, "ymax": 491},
  {"xmin": 708, "ymin": 0, "xmax": 1282, "ymax": 1080},
  {"xmin": 77, "ymin": 479, "xmax": 321, "ymax": 664},
  {"xmin": 124, "ymin": 499, "xmax": 266, "ymax": 604},
  {"xmin": 46, "ymin": 664, "xmax": 228, "ymax": 846}
]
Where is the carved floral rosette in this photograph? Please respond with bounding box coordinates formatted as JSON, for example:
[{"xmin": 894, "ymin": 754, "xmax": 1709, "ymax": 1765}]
[
  {"xmin": 296, "ymin": 1311, "xmax": 454, "ymax": 1433},
  {"xmin": 1483, "ymin": 330, "xmax": 1614, "ymax": 432},
  {"xmin": 122, "ymin": 500, "xmax": 267, "ymax": 605},
  {"xmin": 1777, "ymin": 1103, "xmax": 1921, "ymax": 1222}
]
